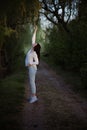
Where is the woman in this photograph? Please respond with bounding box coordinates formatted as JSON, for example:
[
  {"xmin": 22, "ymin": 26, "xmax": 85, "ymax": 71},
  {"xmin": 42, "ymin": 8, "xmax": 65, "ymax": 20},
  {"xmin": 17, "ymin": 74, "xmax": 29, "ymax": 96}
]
[{"xmin": 25, "ymin": 26, "xmax": 41, "ymax": 103}]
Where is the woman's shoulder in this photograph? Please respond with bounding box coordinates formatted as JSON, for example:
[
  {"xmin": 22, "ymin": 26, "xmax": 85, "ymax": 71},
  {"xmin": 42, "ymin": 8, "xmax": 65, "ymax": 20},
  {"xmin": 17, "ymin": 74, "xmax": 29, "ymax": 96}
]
[
  {"xmin": 31, "ymin": 51, "xmax": 37, "ymax": 58},
  {"xmin": 30, "ymin": 50, "xmax": 36, "ymax": 56},
  {"xmin": 33, "ymin": 51, "xmax": 37, "ymax": 55}
]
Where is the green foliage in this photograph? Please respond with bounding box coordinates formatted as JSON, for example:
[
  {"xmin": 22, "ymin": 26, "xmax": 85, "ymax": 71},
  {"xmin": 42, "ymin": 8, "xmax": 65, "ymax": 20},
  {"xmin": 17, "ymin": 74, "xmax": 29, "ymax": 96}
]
[
  {"xmin": 78, "ymin": 0, "xmax": 87, "ymax": 21},
  {"xmin": 80, "ymin": 63, "xmax": 87, "ymax": 89},
  {"xmin": 3, "ymin": 24, "xmax": 33, "ymax": 73},
  {"xmin": 44, "ymin": 27, "xmax": 70, "ymax": 66},
  {"xmin": 44, "ymin": 20, "xmax": 87, "ymax": 88},
  {"xmin": 0, "ymin": 0, "xmax": 40, "ymax": 27},
  {"xmin": 18, "ymin": 24, "xmax": 32, "ymax": 54},
  {"xmin": 0, "ymin": 0, "xmax": 40, "ymax": 76},
  {"xmin": 36, "ymin": 24, "xmax": 45, "ymax": 52},
  {"xmin": 68, "ymin": 20, "xmax": 87, "ymax": 70},
  {"xmin": 4, "ymin": 32, "xmax": 22, "ymax": 72},
  {"xmin": 0, "ymin": 71, "xmax": 26, "ymax": 130},
  {"xmin": 0, "ymin": 26, "xmax": 5, "ymax": 48}
]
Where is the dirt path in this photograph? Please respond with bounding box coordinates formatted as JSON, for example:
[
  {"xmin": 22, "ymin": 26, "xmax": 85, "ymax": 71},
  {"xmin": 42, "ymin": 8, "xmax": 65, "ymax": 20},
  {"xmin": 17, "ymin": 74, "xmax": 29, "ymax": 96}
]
[{"xmin": 21, "ymin": 61, "xmax": 87, "ymax": 130}]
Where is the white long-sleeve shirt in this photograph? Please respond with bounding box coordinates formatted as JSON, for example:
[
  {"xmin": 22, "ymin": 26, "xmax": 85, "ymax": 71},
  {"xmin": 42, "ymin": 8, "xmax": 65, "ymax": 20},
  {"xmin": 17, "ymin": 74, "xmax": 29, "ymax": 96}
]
[
  {"xmin": 25, "ymin": 49, "xmax": 39, "ymax": 70},
  {"xmin": 32, "ymin": 31, "xmax": 36, "ymax": 44},
  {"xmin": 25, "ymin": 27, "xmax": 38, "ymax": 69},
  {"xmin": 32, "ymin": 28, "xmax": 37, "ymax": 45}
]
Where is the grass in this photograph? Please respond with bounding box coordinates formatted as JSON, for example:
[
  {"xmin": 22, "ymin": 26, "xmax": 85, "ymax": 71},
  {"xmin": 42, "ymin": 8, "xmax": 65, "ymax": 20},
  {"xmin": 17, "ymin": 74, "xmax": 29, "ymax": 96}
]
[{"xmin": 0, "ymin": 70, "xmax": 26, "ymax": 130}]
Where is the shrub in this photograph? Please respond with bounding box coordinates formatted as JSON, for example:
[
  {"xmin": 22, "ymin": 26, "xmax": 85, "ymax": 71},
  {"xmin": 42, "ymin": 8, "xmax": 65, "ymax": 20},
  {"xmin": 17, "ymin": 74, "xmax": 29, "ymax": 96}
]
[{"xmin": 80, "ymin": 63, "xmax": 87, "ymax": 89}]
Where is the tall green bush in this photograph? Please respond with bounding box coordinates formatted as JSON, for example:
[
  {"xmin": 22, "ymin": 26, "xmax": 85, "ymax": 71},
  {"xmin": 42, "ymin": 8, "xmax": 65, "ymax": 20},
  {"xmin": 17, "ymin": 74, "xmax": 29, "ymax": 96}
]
[
  {"xmin": 44, "ymin": 20, "xmax": 87, "ymax": 87},
  {"xmin": 68, "ymin": 20, "xmax": 87, "ymax": 71},
  {"xmin": 3, "ymin": 24, "xmax": 32, "ymax": 74}
]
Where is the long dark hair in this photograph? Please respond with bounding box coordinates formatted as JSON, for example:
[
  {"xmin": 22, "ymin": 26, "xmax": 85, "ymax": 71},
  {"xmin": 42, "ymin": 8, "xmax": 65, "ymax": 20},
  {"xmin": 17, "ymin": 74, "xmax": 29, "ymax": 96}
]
[{"xmin": 34, "ymin": 43, "xmax": 41, "ymax": 61}]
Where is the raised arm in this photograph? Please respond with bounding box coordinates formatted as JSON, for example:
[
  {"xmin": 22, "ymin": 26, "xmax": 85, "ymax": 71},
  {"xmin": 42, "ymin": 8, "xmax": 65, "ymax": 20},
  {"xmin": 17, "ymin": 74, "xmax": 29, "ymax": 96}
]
[{"xmin": 32, "ymin": 26, "xmax": 37, "ymax": 46}]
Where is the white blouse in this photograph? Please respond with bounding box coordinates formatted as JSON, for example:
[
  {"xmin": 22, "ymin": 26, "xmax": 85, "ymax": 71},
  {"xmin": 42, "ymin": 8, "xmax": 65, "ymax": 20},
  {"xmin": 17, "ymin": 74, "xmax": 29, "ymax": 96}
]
[{"xmin": 25, "ymin": 49, "xmax": 39, "ymax": 70}]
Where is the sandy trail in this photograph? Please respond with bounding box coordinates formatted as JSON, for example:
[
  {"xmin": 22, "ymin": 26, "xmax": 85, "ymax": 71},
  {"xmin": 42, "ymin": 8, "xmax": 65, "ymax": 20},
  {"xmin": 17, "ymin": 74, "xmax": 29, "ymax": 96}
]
[{"xmin": 21, "ymin": 61, "xmax": 87, "ymax": 130}]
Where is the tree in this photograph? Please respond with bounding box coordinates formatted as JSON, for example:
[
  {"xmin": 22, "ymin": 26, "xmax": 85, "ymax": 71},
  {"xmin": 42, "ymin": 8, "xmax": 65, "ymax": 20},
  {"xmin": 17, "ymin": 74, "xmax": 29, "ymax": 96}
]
[
  {"xmin": 39, "ymin": 0, "xmax": 80, "ymax": 32},
  {"xmin": 0, "ymin": 0, "xmax": 41, "ymax": 77},
  {"xmin": 0, "ymin": 0, "xmax": 41, "ymax": 28},
  {"xmin": 78, "ymin": 0, "xmax": 87, "ymax": 21}
]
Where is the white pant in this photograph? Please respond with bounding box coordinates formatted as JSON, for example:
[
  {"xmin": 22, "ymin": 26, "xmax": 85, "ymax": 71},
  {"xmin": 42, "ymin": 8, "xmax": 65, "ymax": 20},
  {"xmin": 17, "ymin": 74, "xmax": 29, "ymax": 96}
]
[{"xmin": 28, "ymin": 66, "xmax": 37, "ymax": 94}]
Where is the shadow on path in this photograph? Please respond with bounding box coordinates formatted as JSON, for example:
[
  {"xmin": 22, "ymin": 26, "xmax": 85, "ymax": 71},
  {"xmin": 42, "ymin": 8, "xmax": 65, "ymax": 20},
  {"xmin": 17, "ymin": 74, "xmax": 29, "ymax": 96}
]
[{"xmin": 21, "ymin": 61, "xmax": 87, "ymax": 130}]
